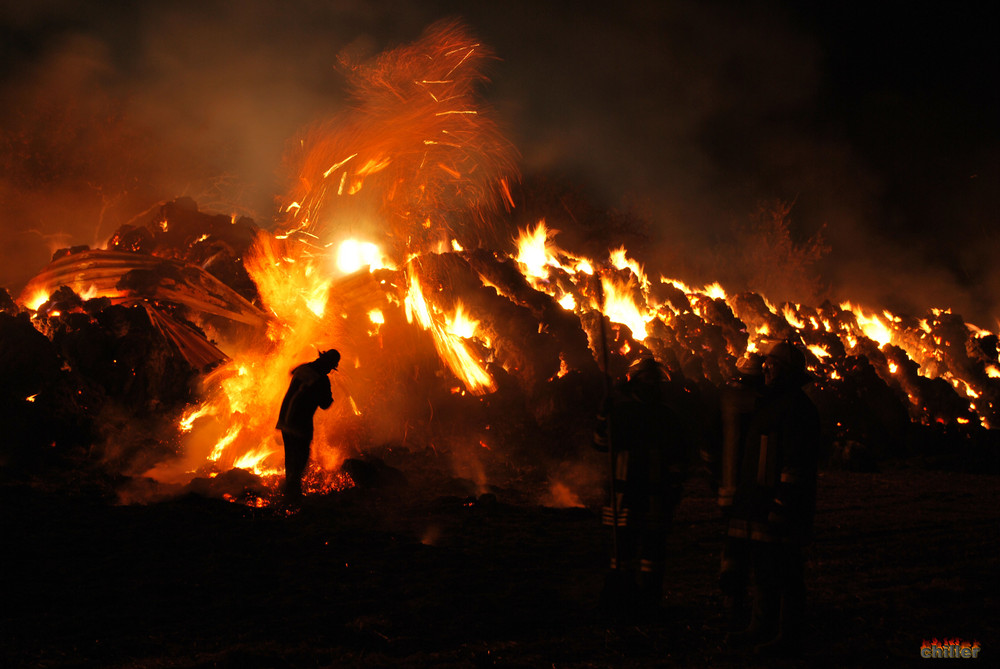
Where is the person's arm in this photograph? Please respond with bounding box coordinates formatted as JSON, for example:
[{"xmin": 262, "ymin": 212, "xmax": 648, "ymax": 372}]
[{"xmin": 317, "ymin": 377, "xmax": 333, "ymax": 410}]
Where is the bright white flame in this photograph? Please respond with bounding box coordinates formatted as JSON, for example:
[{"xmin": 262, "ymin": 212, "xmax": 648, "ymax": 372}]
[
  {"xmin": 336, "ymin": 239, "xmax": 387, "ymax": 274},
  {"xmin": 808, "ymin": 345, "xmax": 831, "ymax": 359},
  {"xmin": 843, "ymin": 302, "xmax": 893, "ymax": 347},
  {"xmin": 445, "ymin": 302, "xmax": 479, "ymax": 339},
  {"xmin": 602, "ymin": 276, "xmax": 649, "ymax": 341},
  {"xmin": 515, "ymin": 222, "xmax": 554, "ymax": 280},
  {"xmin": 25, "ymin": 289, "xmax": 50, "ymax": 311}
]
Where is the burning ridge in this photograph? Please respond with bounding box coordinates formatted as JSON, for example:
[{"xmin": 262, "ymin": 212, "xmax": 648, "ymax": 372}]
[{"xmin": 3, "ymin": 20, "xmax": 999, "ymax": 503}]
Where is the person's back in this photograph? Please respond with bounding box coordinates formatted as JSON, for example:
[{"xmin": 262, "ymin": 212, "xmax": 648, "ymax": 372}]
[{"xmin": 276, "ymin": 362, "xmax": 333, "ymax": 438}]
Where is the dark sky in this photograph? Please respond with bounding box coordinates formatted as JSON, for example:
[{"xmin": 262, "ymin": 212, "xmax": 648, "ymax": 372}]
[{"xmin": 1, "ymin": 1, "xmax": 997, "ymax": 323}]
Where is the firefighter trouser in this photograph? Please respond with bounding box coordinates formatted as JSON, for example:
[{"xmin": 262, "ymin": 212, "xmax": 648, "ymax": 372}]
[
  {"xmin": 281, "ymin": 431, "xmax": 311, "ymax": 498},
  {"xmin": 749, "ymin": 541, "xmax": 805, "ymax": 639},
  {"xmin": 720, "ymin": 534, "xmax": 751, "ymax": 602},
  {"xmin": 608, "ymin": 510, "xmax": 672, "ymax": 605}
]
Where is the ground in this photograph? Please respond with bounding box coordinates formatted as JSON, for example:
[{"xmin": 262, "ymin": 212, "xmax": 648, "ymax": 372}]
[{"xmin": 2, "ymin": 455, "xmax": 996, "ymax": 668}]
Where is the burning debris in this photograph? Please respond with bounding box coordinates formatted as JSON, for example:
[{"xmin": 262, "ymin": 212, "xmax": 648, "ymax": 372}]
[{"xmin": 3, "ymin": 20, "xmax": 999, "ymax": 501}]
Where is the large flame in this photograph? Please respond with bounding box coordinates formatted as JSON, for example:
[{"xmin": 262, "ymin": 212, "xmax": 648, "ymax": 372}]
[
  {"xmin": 96, "ymin": 21, "xmax": 998, "ymax": 504},
  {"xmin": 404, "ymin": 267, "xmax": 495, "ymax": 395}
]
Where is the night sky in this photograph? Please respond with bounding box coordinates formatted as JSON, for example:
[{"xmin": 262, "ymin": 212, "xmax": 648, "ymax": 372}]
[{"xmin": 1, "ymin": 0, "xmax": 996, "ymax": 323}]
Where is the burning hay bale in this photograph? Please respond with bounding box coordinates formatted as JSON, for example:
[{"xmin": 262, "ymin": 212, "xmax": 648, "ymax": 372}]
[
  {"xmin": 4, "ymin": 19, "xmax": 1000, "ymax": 507},
  {"xmin": 108, "ymin": 197, "xmax": 260, "ymax": 303}
]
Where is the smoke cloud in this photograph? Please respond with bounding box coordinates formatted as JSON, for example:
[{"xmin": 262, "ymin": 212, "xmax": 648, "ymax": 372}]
[{"xmin": 2, "ymin": 1, "xmax": 996, "ymax": 324}]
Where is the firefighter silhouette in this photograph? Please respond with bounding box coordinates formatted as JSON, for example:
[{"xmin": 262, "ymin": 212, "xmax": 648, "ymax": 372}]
[
  {"xmin": 717, "ymin": 353, "xmax": 765, "ymax": 631},
  {"xmin": 593, "ymin": 356, "xmax": 688, "ymax": 615},
  {"xmin": 275, "ymin": 349, "xmax": 340, "ymax": 500},
  {"xmin": 725, "ymin": 340, "xmax": 820, "ymax": 656}
]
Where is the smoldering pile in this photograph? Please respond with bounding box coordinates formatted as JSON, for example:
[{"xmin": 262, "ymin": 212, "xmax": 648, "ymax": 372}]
[{"xmin": 4, "ymin": 197, "xmax": 1000, "ymax": 494}]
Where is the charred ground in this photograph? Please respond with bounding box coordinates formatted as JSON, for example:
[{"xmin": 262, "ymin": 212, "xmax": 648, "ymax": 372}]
[{"xmin": 2, "ymin": 452, "xmax": 997, "ymax": 668}]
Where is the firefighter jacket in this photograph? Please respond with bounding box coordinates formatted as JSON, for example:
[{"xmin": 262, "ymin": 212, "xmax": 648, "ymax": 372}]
[
  {"xmin": 727, "ymin": 384, "xmax": 820, "ymax": 544},
  {"xmin": 718, "ymin": 378, "xmax": 763, "ymax": 511},
  {"xmin": 593, "ymin": 382, "xmax": 687, "ymax": 530},
  {"xmin": 275, "ymin": 362, "xmax": 333, "ymax": 439}
]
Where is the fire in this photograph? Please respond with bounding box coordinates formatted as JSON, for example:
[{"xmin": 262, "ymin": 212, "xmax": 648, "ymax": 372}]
[
  {"xmin": 808, "ymin": 345, "xmax": 831, "ymax": 359},
  {"xmin": 558, "ymin": 293, "xmax": 577, "ymax": 311},
  {"xmin": 601, "ymin": 275, "xmax": 650, "ymax": 341},
  {"xmin": 21, "ymin": 18, "xmax": 993, "ymax": 510},
  {"xmin": 843, "ymin": 302, "xmax": 893, "ymax": 347},
  {"xmin": 515, "ymin": 222, "xmax": 555, "ymax": 280},
  {"xmin": 232, "ymin": 444, "xmax": 282, "ymax": 475},
  {"xmin": 404, "ymin": 269, "xmax": 495, "ymax": 395},
  {"xmin": 704, "ymin": 282, "xmax": 727, "ymax": 300},
  {"xmin": 445, "ymin": 302, "xmax": 479, "ymax": 339},
  {"xmin": 25, "ymin": 289, "xmax": 49, "ymax": 310},
  {"xmin": 783, "ymin": 304, "xmax": 806, "ymax": 329},
  {"xmin": 610, "ymin": 247, "xmax": 648, "ymax": 289},
  {"xmin": 336, "ymin": 239, "xmax": 391, "ymax": 274}
]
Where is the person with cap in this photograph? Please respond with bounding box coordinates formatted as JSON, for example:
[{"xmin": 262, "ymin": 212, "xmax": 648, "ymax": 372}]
[
  {"xmin": 593, "ymin": 355, "xmax": 688, "ymax": 617},
  {"xmin": 725, "ymin": 339, "xmax": 821, "ymax": 656},
  {"xmin": 275, "ymin": 348, "xmax": 341, "ymax": 501}
]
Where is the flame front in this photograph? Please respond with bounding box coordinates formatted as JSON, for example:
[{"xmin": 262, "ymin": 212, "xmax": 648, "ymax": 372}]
[
  {"xmin": 404, "ymin": 268, "xmax": 495, "ymax": 395},
  {"xmin": 118, "ymin": 20, "xmax": 1000, "ymax": 505}
]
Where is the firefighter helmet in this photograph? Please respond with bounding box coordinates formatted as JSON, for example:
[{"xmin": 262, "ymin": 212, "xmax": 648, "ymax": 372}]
[
  {"xmin": 763, "ymin": 339, "xmax": 808, "ymax": 384},
  {"xmin": 317, "ymin": 348, "xmax": 341, "ymax": 371},
  {"xmin": 627, "ymin": 356, "xmax": 666, "ymax": 385},
  {"xmin": 735, "ymin": 353, "xmax": 764, "ymax": 378}
]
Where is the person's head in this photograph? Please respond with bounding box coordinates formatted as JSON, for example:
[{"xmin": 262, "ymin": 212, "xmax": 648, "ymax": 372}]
[
  {"xmin": 626, "ymin": 356, "xmax": 667, "ymax": 400},
  {"xmin": 733, "ymin": 352, "xmax": 765, "ymax": 387},
  {"xmin": 316, "ymin": 348, "xmax": 341, "ymax": 373},
  {"xmin": 762, "ymin": 340, "xmax": 806, "ymax": 388}
]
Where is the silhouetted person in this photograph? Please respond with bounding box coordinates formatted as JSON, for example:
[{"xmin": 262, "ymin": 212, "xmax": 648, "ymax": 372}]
[
  {"xmin": 717, "ymin": 353, "xmax": 765, "ymax": 632},
  {"xmin": 276, "ymin": 349, "xmax": 340, "ymax": 501},
  {"xmin": 593, "ymin": 356, "xmax": 688, "ymax": 616},
  {"xmin": 726, "ymin": 340, "xmax": 820, "ymax": 656}
]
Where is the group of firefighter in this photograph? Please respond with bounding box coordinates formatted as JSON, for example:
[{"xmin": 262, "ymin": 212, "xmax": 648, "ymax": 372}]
[
  {"xmin": 593, "ymin": 339, "xmax": 820, "ymax": 657},
  {"xmin": 276, "ymin": 338, "xmax": 819, "ymax": 657}
]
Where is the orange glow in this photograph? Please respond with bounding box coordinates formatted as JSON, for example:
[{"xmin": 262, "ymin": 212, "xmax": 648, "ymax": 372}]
[
  {"xmin": 808, "ymin": 345, "xmax": 831, "ymax": 359},
  {"xmin": 842, "ymin": 302, "xmax": 893, "ymax": 347},
  {"xmin": 127, "ymin": 21, "xmax": 1000, "ymax": 507},
  {"xmin": 601, "ymin": 275, "xmax": 650, "ymax": 341},
  {"xmin": 25, "ymin": 289, "xmax": 50, "ymax": 311},
  {"xmin": 404, "ymin": 268, "xmax": 495, "ymax": 394},
  {"xmin": 336, "ymin": 239, "xmax": 391, "ymax": 274},
  {"xmin": 783, "ymin": 304, "xmax": 806, "ymax": 329},
  {"xmin": 515, "ymin": 221, "xmax": 556, "ymax": 280}
]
